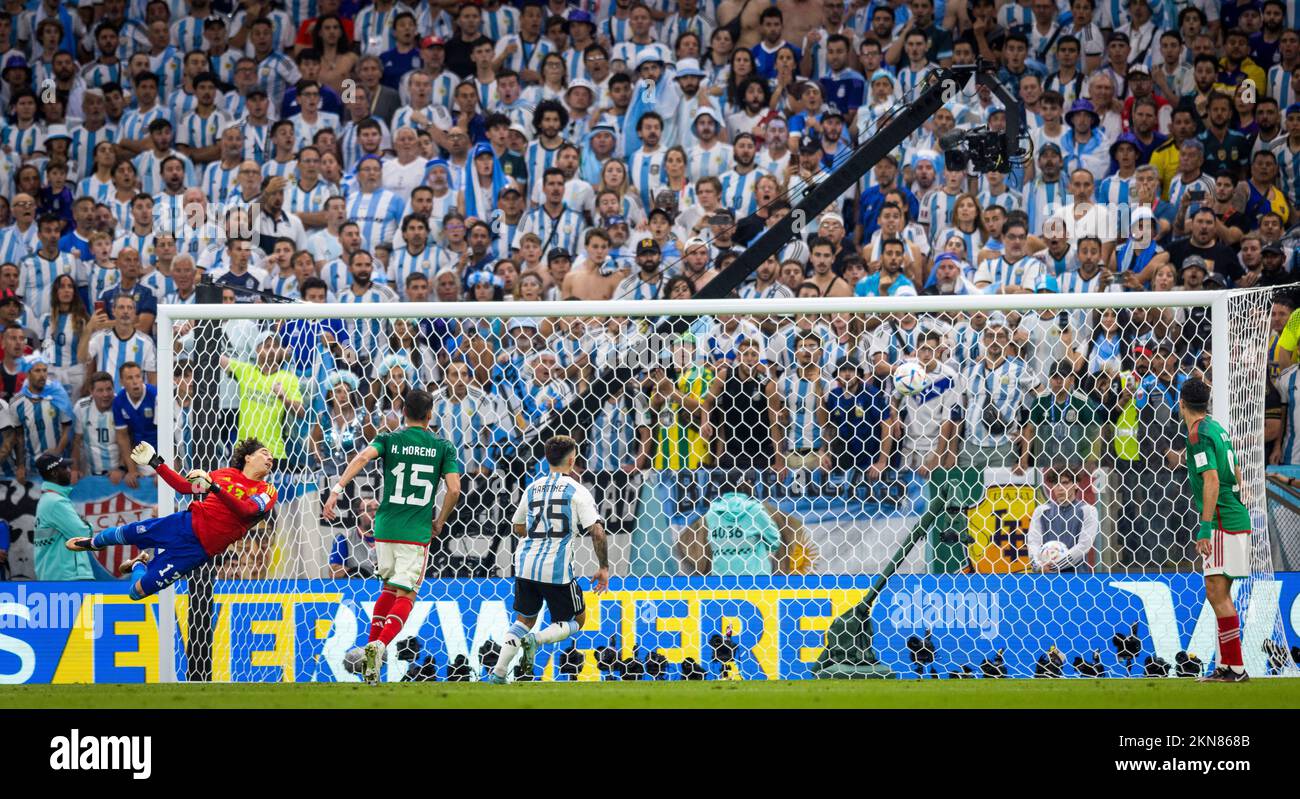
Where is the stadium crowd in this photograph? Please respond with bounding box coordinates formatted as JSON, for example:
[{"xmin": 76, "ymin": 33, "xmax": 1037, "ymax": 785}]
[{"xmin": 0, "ymin": 0, "xmax": 1299, "ymax": 581}]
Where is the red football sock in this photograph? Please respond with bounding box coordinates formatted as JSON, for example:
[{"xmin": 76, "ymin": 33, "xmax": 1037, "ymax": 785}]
[
  {"xmin": 370, "ymin": 588, "xmax": 397, "ymax": 643},
  {"xmin": 1217, "ymin": 614, "xmax": 1243, "ymax": 669},
  {"xmin": 378, "ymin": 596, "xmax": 414, "ymax": 646}
]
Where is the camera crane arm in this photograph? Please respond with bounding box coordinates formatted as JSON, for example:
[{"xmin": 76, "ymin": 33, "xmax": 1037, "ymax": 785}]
[
  {"xmin": 692, "ymin": 61, "xmax": 1025, "ymax": 304},
  {"xmin": 512, "ymin": 62, "xmax": 1026, "ymax": 469}
]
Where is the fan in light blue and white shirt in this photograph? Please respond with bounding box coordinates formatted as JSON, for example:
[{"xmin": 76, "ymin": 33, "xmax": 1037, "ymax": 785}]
[
  {"xmin": 227, "ymin": 0, "xmax": 290, "ymax": 43},
  {"xmin": 10, "ymin": 371, "xmax": 73, "ymax": 470},
  {"xmin": 482, "ymin": 2, "xmax": 521, "ymax": 40},
  {"xmin": 1268, "ymin": 65, "xmax": 1297, "ymax": 110},
  {"xmin": 388, "ymin": 240, "xmax": 452, "ymax": 298},
  {"xmin": 292, "ymin": 110, "xmax": 341, "ymax": 151},
  {"xmin": 628, "ymin": 144, "xmax": 668, "ymax": 211},
  {"xmin": 40, "ymin": 308, "xmax": 91, "ymax": 374},
  {"xmin": 171, "ymin": 11, "xmax": 207, "ymax": 51},
  {"xmin": 73, "ymin": 392, "xmax": 119, "ymax": 475},
  {"xmin": 921, "ymin": 189, "xmax": 963, "ymax": 242},
  {"xmin": 250, "ymin": 46, "xmax": 301, "ymax": 108},
  {"xmin": 19, "ymin": 249, "xmax": 79, "ymax": 322},
  {"xmin": 974, "ymin": 252, "xmax": 1045, "ymax": 293},
  {"xmin": 1096, "ymin": 169, "xmax": 1138, "ymax": 207},
  {"xmin": 118, "ymin": 100, "xmax": 172, "ymax": 143},
  {"xmin": 496, "ymin": 30, "xmax": 555, "ymax": 76},
  {"xmin": 114, "ymin": 230, "xmax": 156, "ymax": 270},
  {"xmin": 354, "ymin": 1, "xmax": 411, "ymax": 55},
  {"xmin": 585, "ymin": 388, "xmax": 646, "ymax": 472},
  {"xmin": 336, "ymin": 276, "xmax": 400, "ymax": 358},
  {"xmin": 346, "ymin": 170, "xmax": 407, "ymax": 252},
  {"xmin": 201, "ymin": 159, "xmax": 242, "ymax": 205},
  {"xmin": 1272, "ymin": 135, "xmax": 1300, "ymax": 206},
  {"xmin": 76, "ymin": 170, "xmax": 115, "ymax": 203},
  {"xmin": 718, "ymin": 162, "xmax": 761, "ymax": 217},
  {"xmin": 780, "ymin": 368, "xmax": 830, "ymax": 454},
  {"xmin": 685, "ymin": 107, "xmax": 733, "ymax": 181},
  {"xmin": 68, "ymin": 120, "xmax": 116, "ymax": 182},
  {"xmin": 132, "ymin": 147, "xmax": 196, "ymax": 196},
  {"xmin": 514, "ymin": 203, "xmax": 587, "ymax": 258},
  {"xmin": 1024, "ymin": 172, "xmax": 1069, "ymax": 235},
  {"xmin": 138, "ymin": 266, "xmax": 175, "ymax": 301},
  {"xmin": 0, "ymin": 223, "xmax": 34, "ymax": 265},
  {"xmin": 961, "ymin": 352, "xmax": 1034, "ymax": 449},
  {"xmin": 524, "ymin": 140, "xmax": 564, "ymax": 205},
  {"xmin": 430, "ymin": 383, "xmax": 508, "ymax": 473},
  {"xmin": 978, "ymin": 185, "xmax": 1023, "ymax": 214},
  {"xmin": 86, "ymin": 326, "xmax": 158, "ymax": 388},
  {"xmin": 285, "ymin": 178, "xmax": 337, "ymax": 222}
]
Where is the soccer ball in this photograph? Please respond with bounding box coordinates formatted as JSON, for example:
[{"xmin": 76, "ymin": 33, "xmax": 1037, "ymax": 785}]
[
  {"xmin": 1037, "ymin": 540, "xmax": 1070, "ymax": 569},
  {"xmin": 892, "ymin": 361, "xmax": 929, "ymax": 395},
  {"xmin": 343, "ymin": 646, "xmax": 366, "ymax": 675}
]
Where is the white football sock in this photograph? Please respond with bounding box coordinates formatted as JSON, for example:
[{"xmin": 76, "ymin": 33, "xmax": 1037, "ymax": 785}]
[
  {"xmin": 534, "ymin": 619, "xmax": 580, "ymax": 644},
  {"xmin": 492, "ymin": 621, "xmax": 531, "ymax": 678},
  {"xmin": 493, "ymin": 639, "xmax": 520, "ymax": 678}
]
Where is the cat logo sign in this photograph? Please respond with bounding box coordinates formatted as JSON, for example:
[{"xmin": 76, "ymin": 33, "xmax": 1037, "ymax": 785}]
[{"xmin": 967, "ymin": 485, "xmax": 1037, "ymax": 573}]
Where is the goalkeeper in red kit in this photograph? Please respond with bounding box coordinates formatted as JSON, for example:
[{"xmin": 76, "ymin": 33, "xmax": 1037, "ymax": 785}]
[{"xmin": 66, "ymin": 438, "xmax": 278, "ymax": 600}]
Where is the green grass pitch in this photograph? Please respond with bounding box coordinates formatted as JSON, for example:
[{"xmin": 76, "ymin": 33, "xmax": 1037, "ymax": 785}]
[{"xmin": 8, "ymin": 679, "xmax": 1300, "ymax": 709}]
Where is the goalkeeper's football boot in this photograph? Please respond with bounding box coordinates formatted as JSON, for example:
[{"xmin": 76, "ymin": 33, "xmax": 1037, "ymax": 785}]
[
  {"xmin": 65, "ymin": 537, "xmax": 101, "ymax": 552},
  {"xmin": 362, "ymin": 640, "xmax": 385, "ymax": 686},
  {"xmin": 518, "ymin": 632, "xmax": 538, "ymax": 677},
  {"xmin": 486, "ymin": 673, "xmax": 507, "ymax": 685},
  {"xmin": 118, "ymin": 550, "xmax": 153, "ymax": 576},
  {"xmin": 1197, "ymin": 667, "xmax": 1249, "ymax": 683}
]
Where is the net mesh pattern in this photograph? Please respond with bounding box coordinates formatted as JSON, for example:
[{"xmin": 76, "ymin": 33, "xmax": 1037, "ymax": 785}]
[{"xmin": 158, "ymin": 292, "xmax": 1297, "ymax": 681}]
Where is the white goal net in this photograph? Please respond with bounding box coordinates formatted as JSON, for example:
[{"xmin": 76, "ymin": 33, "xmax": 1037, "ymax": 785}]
[{"xmin": 153, "ymin": 291, "xmax": 1297, "ymax": 682}]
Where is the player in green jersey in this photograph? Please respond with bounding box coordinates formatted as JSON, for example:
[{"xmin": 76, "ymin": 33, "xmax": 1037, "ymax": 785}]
[
  {"xmin": 323, "ymin": 389, "xmax": 462, "ymax": 685},
  {"xmin": 1180, "ymin": 378, "xmax": 1251, "ymax": 682}
]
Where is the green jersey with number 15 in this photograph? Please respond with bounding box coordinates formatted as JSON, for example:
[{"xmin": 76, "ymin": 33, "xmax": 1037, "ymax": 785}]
[
  {"xmin": 1186, "ymin": 416, "xmax": 1252, "ymax": 533},
  {"xmin": 369, "ymin": 427, "xmax": 461, "ymax": 544}
]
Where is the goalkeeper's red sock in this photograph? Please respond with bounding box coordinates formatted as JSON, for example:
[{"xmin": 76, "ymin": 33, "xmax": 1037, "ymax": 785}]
[
  {"xmin": 369, "ymin": 587, "xmax": 397, "ymax": 643},
  {"xmin": 1217, "ymin": 614, "xmax": 1244, "ymax": 670},
  {"xmin": 378, "ymin": 596, "xmax": 413, "ymax": 646}
]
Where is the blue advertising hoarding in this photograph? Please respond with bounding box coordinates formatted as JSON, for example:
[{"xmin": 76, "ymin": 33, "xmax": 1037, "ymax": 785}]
[{"xmin": 0, "ymin": 573, "xmax": 1297, "ymax": 683}]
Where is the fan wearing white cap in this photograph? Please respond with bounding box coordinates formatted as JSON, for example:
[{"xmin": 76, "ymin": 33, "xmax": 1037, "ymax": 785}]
[
  {"xmin": 670, "ymin": 58, "xmax": 721, "ymax": 151},
  {"xmin": 627, "ymin": 47, "xmax": 687, "ymax": 147},
  {"xmin": 685, "ymin": 105, "xmax": 733, "ymax": 181},
  {"xmin": 1106, "ymin": 205, "xmax": 1170, "ymax": 290},
  {"xmin": 561, "ymin": 78, "xmax": 598, "ymax": 139}
]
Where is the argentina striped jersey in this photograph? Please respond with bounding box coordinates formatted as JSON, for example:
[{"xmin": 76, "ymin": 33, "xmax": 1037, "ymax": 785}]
[{"xmin": 511, "ymin": 472, "xmax": 602, "ymax": 584}]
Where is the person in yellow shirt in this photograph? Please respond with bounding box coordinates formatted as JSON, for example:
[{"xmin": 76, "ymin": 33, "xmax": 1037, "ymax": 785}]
[
  {"xmin": 648, "ymin": 333, "xmax": 714, "ymax": 471},
  {"xmin": 218, "ymin": 333, "xmax": 306, "ymax": 459},
  {"xmin": 1151, "ymin": 107, "xmax": 1200, "ymax": 199}
]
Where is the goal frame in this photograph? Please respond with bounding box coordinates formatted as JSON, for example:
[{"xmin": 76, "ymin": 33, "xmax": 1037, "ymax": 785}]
[{"xmin": 153, "ymin": 290, "xmax": 1242, "ymax": 682}]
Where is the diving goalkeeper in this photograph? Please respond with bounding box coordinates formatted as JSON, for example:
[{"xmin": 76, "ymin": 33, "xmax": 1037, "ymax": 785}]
[{"xmin": 66, "ymin": 438, "xmax": 278, "ymax": 600}]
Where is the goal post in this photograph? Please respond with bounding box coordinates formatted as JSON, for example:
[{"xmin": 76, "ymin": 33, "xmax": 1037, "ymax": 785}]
[{"xmin": 152, "ymin": 289, "xmax": 1297, "ymax": 682}]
